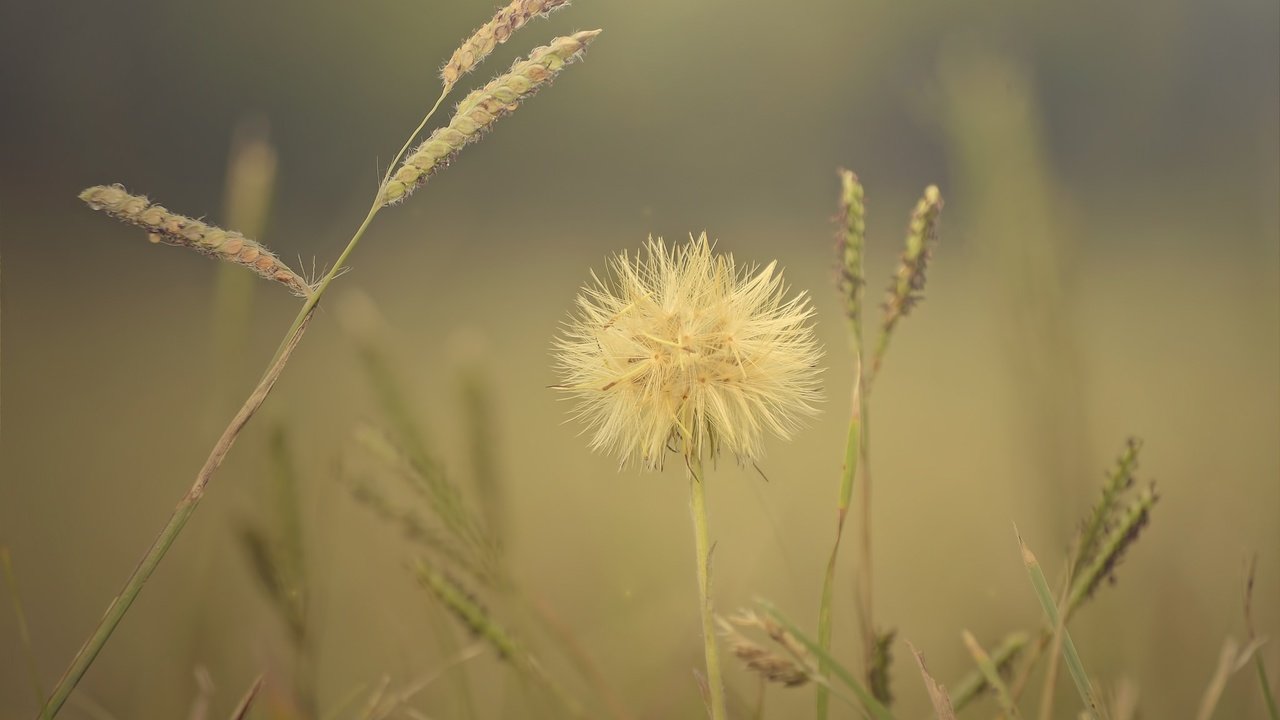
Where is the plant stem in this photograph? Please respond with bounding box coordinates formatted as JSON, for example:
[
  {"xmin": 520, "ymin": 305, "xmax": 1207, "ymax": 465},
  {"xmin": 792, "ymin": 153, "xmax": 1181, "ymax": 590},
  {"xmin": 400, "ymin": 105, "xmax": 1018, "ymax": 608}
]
[
  {"xmin": 817, "ymin": 379, "xmax": 862, "ymax": 720},
  {"xmin": 41, "ymin": 87, "xmax": 451, "ymax": 718},
  {"xmin": 42, "ymin": 313, "xmax": 313, "ymax": 716},
  {"xmin": 857, "ymin": 388, "xmax": 876, "ymax": 689},
  {"xmin": 688, "ymin": 453, "xmax": 726, "ymax": 720}
]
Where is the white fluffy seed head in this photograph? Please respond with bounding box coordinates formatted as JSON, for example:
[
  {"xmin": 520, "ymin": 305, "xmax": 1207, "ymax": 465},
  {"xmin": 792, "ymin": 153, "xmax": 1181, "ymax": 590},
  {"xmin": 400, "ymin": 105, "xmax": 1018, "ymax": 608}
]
[{"xmin": 554, "ymin": 234, "xmax": 823, "ymax": 470}]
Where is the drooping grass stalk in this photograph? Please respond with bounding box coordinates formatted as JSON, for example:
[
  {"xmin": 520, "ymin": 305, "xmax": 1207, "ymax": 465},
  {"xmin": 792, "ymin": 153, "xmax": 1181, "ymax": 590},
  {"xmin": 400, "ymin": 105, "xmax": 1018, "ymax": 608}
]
[
  {"xmin": 688, "ymin": 451, "xmax": 728, "ymax": 720},
  {"xmin": 818, "ymin": 169, "xmax": 867, "ymax": 720},
  {"xmin": 1017, "ymin": 531, "xmax": 1100, "ymax": 720},
  {"xmin": 2, "ymin": 547, "xmax": 48, "ymax": 720},
  {"xmin": 961, "ymin": 631, "xmax": 1023, "ymax": 720}
]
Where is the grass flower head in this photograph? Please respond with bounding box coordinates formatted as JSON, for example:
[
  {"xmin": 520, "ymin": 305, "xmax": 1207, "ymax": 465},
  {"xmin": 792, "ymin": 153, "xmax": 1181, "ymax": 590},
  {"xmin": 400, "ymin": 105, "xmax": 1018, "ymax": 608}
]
[{"xmin": 555, "ymin": 234, "xmax": 822, "ymax": 469}]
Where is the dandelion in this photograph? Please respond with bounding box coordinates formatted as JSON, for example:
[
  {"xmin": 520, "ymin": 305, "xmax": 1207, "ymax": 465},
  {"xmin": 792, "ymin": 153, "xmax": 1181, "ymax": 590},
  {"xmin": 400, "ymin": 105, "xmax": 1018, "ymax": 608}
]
[
  {"xmin": 553, "ymin": 233, "xmax": 822, "ymax": 720},
  {"xmin": 553, "ymin": 233, "xmax": 823, "ymax": 470}
]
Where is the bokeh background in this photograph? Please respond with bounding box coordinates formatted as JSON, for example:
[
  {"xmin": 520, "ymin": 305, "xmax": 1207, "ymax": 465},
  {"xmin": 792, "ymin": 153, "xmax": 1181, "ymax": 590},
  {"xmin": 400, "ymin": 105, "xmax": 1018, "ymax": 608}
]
[{"xmin": 2, "ymin": 0, "xmax": 1277, "ymax": 718}]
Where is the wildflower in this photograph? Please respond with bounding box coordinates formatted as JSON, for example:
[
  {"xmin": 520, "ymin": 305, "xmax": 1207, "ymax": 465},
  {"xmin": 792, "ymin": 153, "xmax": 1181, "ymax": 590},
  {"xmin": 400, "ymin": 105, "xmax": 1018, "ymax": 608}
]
[{"xmin": 554, "ymin": 233, "xmax": 823, "ymax": 469}]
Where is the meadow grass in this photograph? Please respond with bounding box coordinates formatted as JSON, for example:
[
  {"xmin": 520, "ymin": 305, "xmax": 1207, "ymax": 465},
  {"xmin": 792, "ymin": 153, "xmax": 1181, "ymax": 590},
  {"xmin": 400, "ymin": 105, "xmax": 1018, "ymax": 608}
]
[
  {"xmin": 13, "ymin": 4, "xmax": 1276, "ymax": 719},
  {"xmin": 45, "ymin": 2, "xmax": 602, "ymax": 715}
]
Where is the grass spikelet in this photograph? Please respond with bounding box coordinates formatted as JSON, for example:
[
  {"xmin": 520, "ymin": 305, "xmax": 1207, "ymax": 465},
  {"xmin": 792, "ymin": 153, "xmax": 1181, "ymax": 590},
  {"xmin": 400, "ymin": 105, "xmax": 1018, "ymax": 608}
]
[
  {"xmin": 961, "ymin": 630, "xmax": 1023, "ymax": 720},
  {"xmin": 720, "ymin": 611, "xmax": 814, "ymax": 688},
  {"xmin": 382, "ymin": 30, "xmax": 601, "ymax": 205},
  {"xmin": 441, "ymin": 0, "xmax": 571, "ymax": 88},
  {"xmin": 756, "ymin": 600, "xmax": 895, "ymax": 720},
  {"xmin": 1066, "ymin": 481, "xmax": 1158, "ymax": 614},
  {"xmin": 414, "ymin": 559, "xmax": 515, "ymax": 660},
  {"xmin": 869, "ymin": 628, "xmax": 896, "ymax": 705},
  {"xmin": 1071, "ymin": 438, "xmax": 1142, "ymax": 581},
  {"xmin": 836, "ymin": 168, "xmax": 867, "ymax": 335},
  {"xmin": 413, "ymin": 559, "xmax": 585, "ymax": 717},
  {"xmin": 872, "ymin": 184, "xmax": 942, "ymax": 377},
  {"xmin": 78, "ymin": 184, "xmax": 310, "ymax": 297}
]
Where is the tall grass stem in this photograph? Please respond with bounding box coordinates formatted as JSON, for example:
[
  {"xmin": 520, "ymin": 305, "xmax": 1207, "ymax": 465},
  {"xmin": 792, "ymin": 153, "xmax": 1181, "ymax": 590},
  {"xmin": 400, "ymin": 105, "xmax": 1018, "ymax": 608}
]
[{"xmin": 42, "ymin": 87, "xmax": 452, "ymax": 717}]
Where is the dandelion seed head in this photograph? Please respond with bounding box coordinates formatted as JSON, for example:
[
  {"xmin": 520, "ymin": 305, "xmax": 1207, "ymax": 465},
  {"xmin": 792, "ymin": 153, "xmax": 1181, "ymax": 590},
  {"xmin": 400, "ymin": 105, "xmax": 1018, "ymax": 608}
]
[{"xmin": 554, "ymin": 234, "xmax": 823, "ymax": 470}]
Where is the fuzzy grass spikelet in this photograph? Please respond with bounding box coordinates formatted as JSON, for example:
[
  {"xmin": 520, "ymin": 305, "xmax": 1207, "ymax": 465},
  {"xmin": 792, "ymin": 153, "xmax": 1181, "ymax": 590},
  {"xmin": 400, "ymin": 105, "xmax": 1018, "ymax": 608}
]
[
  {"xmin": 441, "ymin": 0, "xmax": 571, "ymax": 88},
  {"xmin": 554, "ymin": 234, "xmax": 823, "ymax": 469},
  {"xmin": 880, "ymin": 185, "xmax": 942, "ymax": 337},
  {"xmin": 79, "ymin": 184, "xmax": 310, "ymax": 297},
  {"xmin": 382, "ymin": 30, "xmax": 600, "ymax": 206},
  {"xmin": 718, "ymin": 613, "xmax": 811, "ymax": 688},
  {"xmin": 836, "ymin": 169, "xmax": 867, "ymax": 330}
]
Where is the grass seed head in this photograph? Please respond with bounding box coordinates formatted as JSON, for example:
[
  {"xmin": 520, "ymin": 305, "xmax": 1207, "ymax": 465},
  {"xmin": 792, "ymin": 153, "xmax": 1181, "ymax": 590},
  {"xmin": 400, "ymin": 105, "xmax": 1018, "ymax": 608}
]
[
  {"xmin": 382, "ymin": 30, "xmax": 600, "ymax": 206},
  {"xmin": 441, "ymin": 0, "xmax": 572, "ymax": 88},
  {"xmin": 554, "ymin": 234, "xmax": 823, "ymax": 470},
  {"xmin": 79, "ymin": 184, "xmax": 310, "ymax": 297}
]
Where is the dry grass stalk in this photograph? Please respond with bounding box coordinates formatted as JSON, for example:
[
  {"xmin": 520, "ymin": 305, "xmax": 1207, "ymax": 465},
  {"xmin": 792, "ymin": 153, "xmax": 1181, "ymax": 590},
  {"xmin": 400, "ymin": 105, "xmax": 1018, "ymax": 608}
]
[
  {"xmin": 719, "ymin": 613, "xmax": 812, "ymax": 688},
  {"xmin": 1196, "ymin": 636, "xmax": 1268, "ymax": 720},
  {"xmin": 441, "ymin": 0, "xmax": 571, "ymax": 88},
  {"xmin": 79, "ymin": 184, "xmax": 310, "ymax": 297},
  {"xmin": 227, "ymin": 674, "xmax": 265, "ymax": 720},
  {"xmin": 906, "ymin": 641, "xmax": 957, "ymax": 720},
  {"xmin": 382, "ymin": 30, "xmax": 600, "ymax": 205}
]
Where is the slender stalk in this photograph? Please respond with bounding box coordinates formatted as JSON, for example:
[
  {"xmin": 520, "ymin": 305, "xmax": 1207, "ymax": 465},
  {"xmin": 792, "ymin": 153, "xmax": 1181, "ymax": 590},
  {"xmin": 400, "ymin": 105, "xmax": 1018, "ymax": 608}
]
[
  {"xmin": 688, "ymin": 452, "xmax": 727, "ymax": 720},
  {"xmin": 817, "ymin": 378, "xmax": 862, "ymax": 719},
  {"xmin": 819, "ymin": 169, "xmax": 868, "ymax": 719},
  {"xmin": 856, "ymin": 387, "xmax": 875, "ymax": 685},
  {"xmin": 41, "ymin": 87, "xmax": 451, "ymax": 718}
]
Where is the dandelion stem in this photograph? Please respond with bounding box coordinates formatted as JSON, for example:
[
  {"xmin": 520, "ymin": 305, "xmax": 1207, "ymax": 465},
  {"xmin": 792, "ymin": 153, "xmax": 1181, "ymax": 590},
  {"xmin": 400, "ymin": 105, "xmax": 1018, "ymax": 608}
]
[
  {"xmin": 688, "ymin": 452, "xmax": 727, "ymax": 720},
  {"xmin": 42, "ymin": 87, "xmax": 452, "ymax": 718}
]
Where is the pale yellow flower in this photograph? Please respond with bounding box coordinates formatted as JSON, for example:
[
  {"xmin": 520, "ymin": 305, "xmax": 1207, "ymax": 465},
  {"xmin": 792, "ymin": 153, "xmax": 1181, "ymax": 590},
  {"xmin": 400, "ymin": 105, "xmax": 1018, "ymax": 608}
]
[{"xmin": 554, "ymin": 234, "xmax": 823, "ymax": 469}]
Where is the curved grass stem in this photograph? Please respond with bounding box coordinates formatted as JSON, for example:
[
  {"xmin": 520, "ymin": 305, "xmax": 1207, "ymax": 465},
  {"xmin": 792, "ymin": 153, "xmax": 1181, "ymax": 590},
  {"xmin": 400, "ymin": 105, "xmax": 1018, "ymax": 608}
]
[{"xmin": 42, "ymin": 86, "xmax": 451, "ymax": 718}]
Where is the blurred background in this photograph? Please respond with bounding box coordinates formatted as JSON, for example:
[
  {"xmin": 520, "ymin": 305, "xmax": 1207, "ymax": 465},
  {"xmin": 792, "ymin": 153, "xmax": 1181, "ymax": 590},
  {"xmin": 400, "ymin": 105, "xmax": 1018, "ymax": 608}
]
[{"xmin": 1, "ymin": 0, "xmax": 1277, "ymax": 717}]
